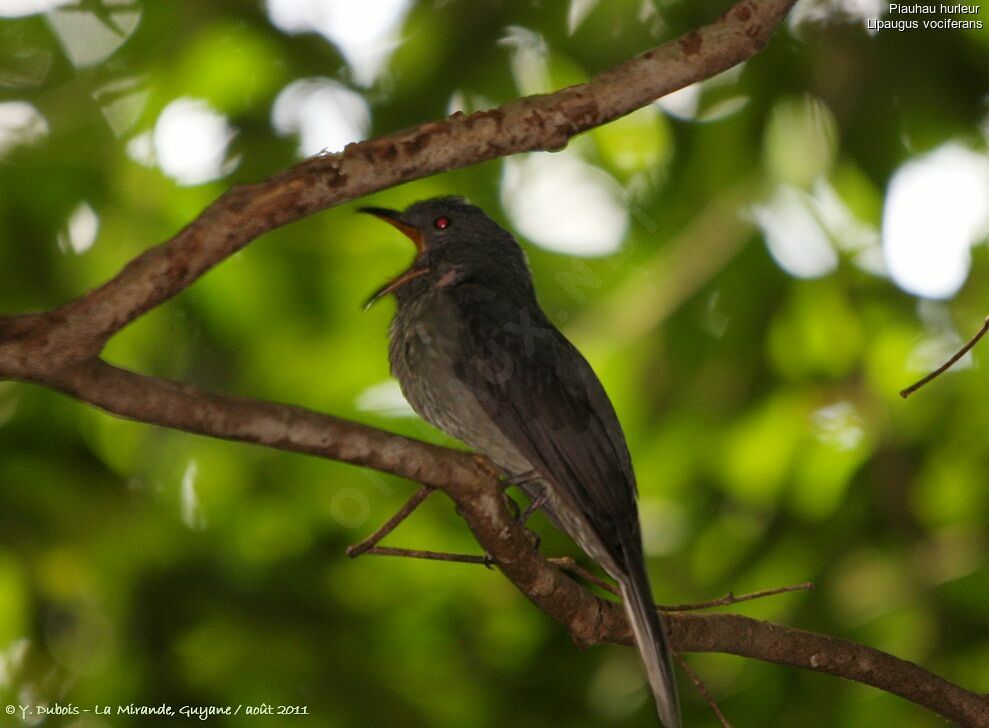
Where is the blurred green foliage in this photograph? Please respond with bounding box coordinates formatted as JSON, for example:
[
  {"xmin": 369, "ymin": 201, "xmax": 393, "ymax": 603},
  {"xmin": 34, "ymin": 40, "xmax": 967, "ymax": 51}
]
[{"xmin": 1, "ymin": 1, "xmax": 988, "ymax": 727}]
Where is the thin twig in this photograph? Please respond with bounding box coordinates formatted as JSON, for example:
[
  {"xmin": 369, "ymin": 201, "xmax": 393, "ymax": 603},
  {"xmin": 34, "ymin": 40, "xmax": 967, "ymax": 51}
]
[
  {"xmin": 346, "ymin": 485, "xmax": 434, "ymax": 557},
  {"xmin": 550, "ymin": 556, "xmax": 621, "ymax": 596},
  {"xmin": 659, "ymin": 582, "xmax": 814, "ymax": 612},
  {"xmin": 550, "ymin": 557, "xmax": 813, "ymax": 612},
  {"xmin": 900, "ymin": 316, "xmax": 989, "ymax": 398},
  {"xmin": 358, "ymin": 545, "xmax": 492, "ymax": 565},
  {"xmin": 675, "ymin": 651, "xmax": 733, "ymax": 728}
]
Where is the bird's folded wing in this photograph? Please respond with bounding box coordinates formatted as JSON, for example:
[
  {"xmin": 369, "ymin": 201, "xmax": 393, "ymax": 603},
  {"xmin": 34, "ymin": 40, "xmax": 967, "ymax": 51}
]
[{"xmin": 450, "ymin": 284, "xmax": 640, "ymax": 566}]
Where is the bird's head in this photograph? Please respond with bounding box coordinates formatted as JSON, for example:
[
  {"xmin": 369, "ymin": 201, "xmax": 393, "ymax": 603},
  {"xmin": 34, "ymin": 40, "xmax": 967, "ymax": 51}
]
[{"xmin": 360, "ymin": 196, "xmax": 532, "ymax": 308}]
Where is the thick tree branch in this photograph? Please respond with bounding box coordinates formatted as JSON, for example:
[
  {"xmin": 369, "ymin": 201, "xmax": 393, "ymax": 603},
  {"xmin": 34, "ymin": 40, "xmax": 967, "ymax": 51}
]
[
  {"xmin": 4, "ymin": 1, "xmax": 985, "ymax": 725},
  {"xmin": 0, "ymin": 0, "xmax": 792, "ymax": 378},
  {"xmin": 670, "ymin": 613, "xmax": 989, "ymax": 725},
  {"xmin": 30, "ymin": 359, "xmax": 989, "ymax": 726}
]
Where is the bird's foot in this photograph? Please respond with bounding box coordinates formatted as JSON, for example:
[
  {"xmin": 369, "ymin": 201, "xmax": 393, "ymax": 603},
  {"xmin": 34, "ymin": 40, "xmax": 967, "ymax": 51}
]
[
  {"xmin": 518, "ymin": 493, "xmax": 547, "ymax": 526},
  {"xmin": 510, "ymin": 469, "xmax": 542, "ymax": 487}
]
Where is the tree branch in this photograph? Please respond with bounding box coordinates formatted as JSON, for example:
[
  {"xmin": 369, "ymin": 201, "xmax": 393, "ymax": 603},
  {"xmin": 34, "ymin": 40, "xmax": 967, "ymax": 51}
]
[
  {"xmin": 0, "ymin": 0, "xmax": 792, "ymax": 377},
  {"xmin": 669, "ymin": 613, "xmax": 989, "ymax": 726},
  {"xmin": 900, "ymin": 315, "xmax": 989, "ymax": 398},
  {"xmin": 22, "ymin": 358, "xmax": 989, "ymax": 726},
  {"xmin": 4, "ymin": 1, "xmax": 985, "ymax": 725}
]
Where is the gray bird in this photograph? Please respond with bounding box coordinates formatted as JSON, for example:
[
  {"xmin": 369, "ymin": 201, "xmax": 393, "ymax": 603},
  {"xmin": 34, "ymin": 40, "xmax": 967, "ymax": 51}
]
[{"xmin": 362, "ymin": 196, "xmax": 681, "ymax": 727}]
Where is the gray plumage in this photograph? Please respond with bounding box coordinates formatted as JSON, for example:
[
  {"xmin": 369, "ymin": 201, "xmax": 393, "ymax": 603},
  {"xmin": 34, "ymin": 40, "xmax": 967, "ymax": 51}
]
[{"xmin": 365, "ymin": 196, "xmax": 681, "ymax": 727}]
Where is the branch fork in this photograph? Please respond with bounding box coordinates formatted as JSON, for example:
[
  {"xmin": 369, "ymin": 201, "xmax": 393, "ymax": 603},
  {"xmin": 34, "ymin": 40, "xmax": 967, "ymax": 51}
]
[{"xmin": 2, "ymin": 1, "xmax": 987, "ymax": 724}]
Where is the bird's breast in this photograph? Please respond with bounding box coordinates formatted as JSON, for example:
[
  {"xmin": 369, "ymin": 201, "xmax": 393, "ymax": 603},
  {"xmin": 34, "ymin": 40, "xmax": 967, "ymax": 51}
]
[{"xmin": 388, "ymin": 292, "xmax": 532, "ymax": 478}]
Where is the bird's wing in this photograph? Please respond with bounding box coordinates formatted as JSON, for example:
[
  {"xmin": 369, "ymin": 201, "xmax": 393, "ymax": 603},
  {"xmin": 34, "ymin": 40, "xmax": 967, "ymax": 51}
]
[
  {"xmin": 450, "ymin": 284, "xmax": 639, "ymax": 568},
  {"xmin": 448, "ymin": 285, "xmax": 681, "ymax": 728}
]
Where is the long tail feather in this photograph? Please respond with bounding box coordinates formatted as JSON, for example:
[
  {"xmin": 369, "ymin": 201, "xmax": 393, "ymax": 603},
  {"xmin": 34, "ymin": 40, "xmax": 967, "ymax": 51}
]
[{"xmin": 618, "ymin": 556, "xmax": 681, "ymax": 727}]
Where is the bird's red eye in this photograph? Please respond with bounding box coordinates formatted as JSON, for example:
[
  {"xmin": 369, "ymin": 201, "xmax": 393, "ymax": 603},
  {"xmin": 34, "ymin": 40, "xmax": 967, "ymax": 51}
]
[{"xmin": 433, "ymin": 216, "xmax": 450, "ymax": 230}]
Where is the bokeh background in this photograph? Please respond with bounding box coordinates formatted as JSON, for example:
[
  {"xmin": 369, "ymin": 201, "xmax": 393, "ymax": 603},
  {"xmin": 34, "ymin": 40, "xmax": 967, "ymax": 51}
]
[{"xmin": 1, "ymin": 1, "xmax": 988, "ymax": 726}]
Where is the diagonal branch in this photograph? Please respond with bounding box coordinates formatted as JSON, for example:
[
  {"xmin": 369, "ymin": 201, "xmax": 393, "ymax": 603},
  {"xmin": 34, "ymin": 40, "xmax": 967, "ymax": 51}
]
[
  {"xmin": 668, "ymin": 613, "xmax": 988, "ymax": 725},
  {"xmin": 4, "ymin": 1, "xmax": 986, "ymax": 725},
  {"xmin": 31, "ymin": 358, "xmax": 989, "ymax": 726},
  {"xmin": 0, "ymin": 0, "xmax": 794, "ymax": 378}
]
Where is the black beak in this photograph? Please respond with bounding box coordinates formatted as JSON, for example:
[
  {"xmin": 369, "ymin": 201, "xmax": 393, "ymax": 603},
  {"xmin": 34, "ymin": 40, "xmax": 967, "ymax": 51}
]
[
  {"xmin": 359, "ymin": 207, "xmax": 426, "ymax": 254},
  {"xmin": 360, "ymin": 206, "xmax": 429, "ymax": 309},
  {"xmin": 358, "ymin": 206, "xmax": 401, "ymax": 220}
]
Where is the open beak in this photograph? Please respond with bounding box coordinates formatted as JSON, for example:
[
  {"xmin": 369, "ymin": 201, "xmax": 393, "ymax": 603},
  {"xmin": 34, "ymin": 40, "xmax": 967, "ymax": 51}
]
[
  {"xmin": 360, "ymin": 206, "xmax": 429, "ymax": 309},
  {"xmin": 359, "ymin": 207, "xmax": 426, "ymax": 253}
]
